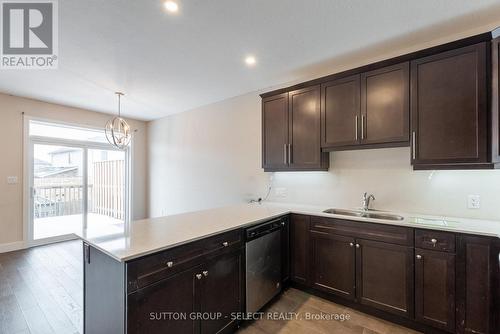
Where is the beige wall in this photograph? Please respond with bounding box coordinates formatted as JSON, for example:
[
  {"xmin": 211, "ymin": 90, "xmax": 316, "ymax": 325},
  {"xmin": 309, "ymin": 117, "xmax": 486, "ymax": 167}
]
[
  {"xmin": 148, "ymin": 22, "xmax": 500, "ymax": 222},
  {"xmin": 0, "ymin": 93, "xmax": 148, "ymax": 246}
]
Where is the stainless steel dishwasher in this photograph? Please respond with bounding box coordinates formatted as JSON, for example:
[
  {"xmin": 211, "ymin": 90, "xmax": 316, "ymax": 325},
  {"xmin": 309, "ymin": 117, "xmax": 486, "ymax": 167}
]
[{"xmin": 245, "ymin": 217, "xmax": 284, "ymax": 313}]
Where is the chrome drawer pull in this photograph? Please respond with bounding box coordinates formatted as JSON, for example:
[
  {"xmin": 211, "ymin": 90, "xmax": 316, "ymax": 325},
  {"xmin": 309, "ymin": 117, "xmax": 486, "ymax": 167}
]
[
  {"xmin": 202, "ymin": 271, "xmax": 208, "ymax": 277},
  {"xmin": 416, "ymin": 255, "xmax": 422, "ymax": 260},
  {"xmin": 196, "ymin": 274, "xmax": 202, "ymax": 280},
  {"xmin": 222, "ymin": 241, "xmax": 229, "ymax": 247},
  {"xmin": 349, "ymin": 242, "xmax": 354, "ymax": 247},
  {"xmin": 430, "ymin": 238, "xmax": 438, "ymax": 246},
  {"xmin": 355, "ymin": 244, "xmax": 360, "ymax": 248},
  {"xmin": 166, "ymin": 261, "xmax": 173, "ymax": 268}
]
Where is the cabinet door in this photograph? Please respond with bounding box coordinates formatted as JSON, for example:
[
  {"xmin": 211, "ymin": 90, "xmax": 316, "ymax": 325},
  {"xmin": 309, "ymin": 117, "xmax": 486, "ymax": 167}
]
[
  {"xmin": 321, "ymin": 75, "xmax": 361, "ymax": 148},
  {"xmin": 355, "ymin": 239, "xmax": 413, "ymax": 318},
  {"xmin": 410, "ymin": 43, "xmax": 488, "ymax": 166},
  {"xmin": 290, "ymin": 214, "xmax": 310, "ymax": 285},
  {"xmin": 456, "ymin": 236, "xmax": 493, "ymax": 334},
  {"xmin": 492, "ymin": 37, "xmax": 500, "ymax": 164},
  {"xmin": 281, "ymin": 217, "xmax": 290, "ymax": 283},
  {"xmin": 262, "ymin": 93, "xmax": 289, "ymax": 171},
  {"xmin": 127, "ymin": 266, "xmax": 199, "ymax": 334},
  {"xmin": 199, "ymin": 252, "xmax": 242, "ymax": 334},
  {"xmin": 415, "ymin": 248, "xmax": 455, "ymax": 332},
  {"xmin": 361, "ymin": 63, "xmax": 409, "ymax": 145},
  {"xmin": 289, "ymin": 86, "xmax": 327, "ymax": 170},
  {"xmin": 310, "ymin": 231, "xmax": 356, "ymax": 300}
]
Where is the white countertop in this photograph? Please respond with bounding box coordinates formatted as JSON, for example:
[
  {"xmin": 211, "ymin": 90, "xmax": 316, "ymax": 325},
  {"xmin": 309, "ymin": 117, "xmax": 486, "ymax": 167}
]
[{"xmin": 75, "ymin": 202, "xmax": 500, "ymax": 262}]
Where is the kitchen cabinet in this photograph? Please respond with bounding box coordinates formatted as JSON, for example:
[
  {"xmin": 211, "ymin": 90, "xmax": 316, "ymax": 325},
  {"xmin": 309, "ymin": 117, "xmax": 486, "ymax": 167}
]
[
  {"xmin": 128, "ymin": 251, "xmax": 242, "ymax": 334},
  {"xmin": 281, "ymin": 217, "xmax": 290, "ymax": 283},
  {"xmin": 360, "ymin": 62, "xmax": 409, "ymax": 146},
  {"xmin": 410, "ymin": 43, "xmax": 489, "ymax": 169},
  {"xmin": 309, "ymin": 218, "xmax": 414, "ymax": 317},
  {"xmin": 321, "ymin": 63, "xmax": 409, "ymax": 151},
  {"xmin": 290, "ymin": 214, "xmax": 310, "ymax": 285},
  {"xmin": 199, "ymin": 252, "xmax": 242, "ymax": 334},
  {"xmin": 310, "ymin": 231, "xmax": 356, "ymax": 300},
  {"xmin": 456, "ymin": 235, "xmax": 496, "ymax": 334},
  {"xmin": 491, "ymin": 35, "xmax": 500, "ymax": 165},
  {"xmin": 415, "ymin": 248, "xmax": 456, "ymax": 332},
  {"xmin": 262, "ymin": 92, "xmax": 289, "ymax": 171},
  {"xmin": 127, "ymin": 266, "xmax": 200, "ymax": 334},
  {"xmin": 262, "ymin": 88, "xmax": 329, "ymax": 172},
  {"xmin": 321, "ymin": 74, "xmax": 360, "ymax": 148},
  {"xmin": 356, "ymin": 239, "xmax": 414, "ymax": 318}
]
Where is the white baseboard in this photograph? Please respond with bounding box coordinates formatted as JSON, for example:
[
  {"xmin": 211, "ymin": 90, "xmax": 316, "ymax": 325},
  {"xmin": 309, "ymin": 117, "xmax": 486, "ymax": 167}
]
[{"xmin": 0, "ymin": 241, "xmax": 26, "ymax": 253}]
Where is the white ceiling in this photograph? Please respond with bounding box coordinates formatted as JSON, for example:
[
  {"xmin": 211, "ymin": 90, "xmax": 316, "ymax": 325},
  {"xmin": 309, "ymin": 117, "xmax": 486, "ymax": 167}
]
[{"xmin": 2, "ymin": 0, "xmax": 500, "ymax": 121}]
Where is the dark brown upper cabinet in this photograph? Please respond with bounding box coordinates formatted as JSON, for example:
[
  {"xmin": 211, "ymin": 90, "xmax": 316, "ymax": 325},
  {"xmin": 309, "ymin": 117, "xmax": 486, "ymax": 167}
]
[
  {"xmin": 410, "ymin": 43, "xmax": 489, "ymax": 169},
  {"xmin": 262, "ymin": 92, "xmax": 289, "ymax": 171},
  {"xmin": 360, "ymin": 62, "xmax": 410, "ymax": 146},
  {"xmin": 491, "ymin": 36, "xmax": 500, "ymax": 165},
  {"xmin": 262, "ymin": 87, "xmax": 329, "ymax": 172},
  {"xmin": 321, "ymin": 74, "xmax": 361, "ymax": 148},
  {"xmin": 321, "ymin": 63, "xmax": 409, "ymax": 151}
]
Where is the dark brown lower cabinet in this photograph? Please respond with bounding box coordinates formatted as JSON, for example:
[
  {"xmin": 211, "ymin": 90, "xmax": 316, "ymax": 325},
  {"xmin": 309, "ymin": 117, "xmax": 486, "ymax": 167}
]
[
  {"xmin": 415, "ymin": 248, "xmax": 456, "ymax": 332},
  {"xmin": 356, "ymin": 239, "xmax": 414, "ymax": 318},
  {"xmin": 127, "ymin": 251, "xmax": 242, "ymax": 334},
  {"xmin": 290, "ymin": 214, "xmax": 310, "ymax": 284},
  {"xmin": 456, "ymin": 235, "xmax": 495, "ymax": 334},
  {"xmin": 127, "ymin": 266, "xmax": 200, "ymax": 334},
  {"xmin": 310, "ymin": 231, "xmax": 356, "ymax": 300},
  {"xmin": 199, "ymin": 252, "xmax": 242, "ymax": 334}
]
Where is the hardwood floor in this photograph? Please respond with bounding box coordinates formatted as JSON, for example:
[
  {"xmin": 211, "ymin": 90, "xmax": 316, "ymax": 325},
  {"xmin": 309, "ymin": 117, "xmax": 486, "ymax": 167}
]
[
  {"xmin": 0, "ymin": 240, "xmax": 82, "ymax": 334},
  {"xmin": 0, "ymin": 240, "xmax": 420, "ymax": 334}
]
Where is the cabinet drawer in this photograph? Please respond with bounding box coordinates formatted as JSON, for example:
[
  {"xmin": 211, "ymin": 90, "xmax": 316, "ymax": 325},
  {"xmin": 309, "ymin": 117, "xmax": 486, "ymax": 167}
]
[
  {"xmin": 127, "ymin": 230, "xmax": 241, "ymax": 291},
  {"xmin": 310, "ymin": 217, "xmax": 413, "ymax": 246},
  {"xmin": 415, "ymin": 229, "xmax": 455, "ymax": 253}
]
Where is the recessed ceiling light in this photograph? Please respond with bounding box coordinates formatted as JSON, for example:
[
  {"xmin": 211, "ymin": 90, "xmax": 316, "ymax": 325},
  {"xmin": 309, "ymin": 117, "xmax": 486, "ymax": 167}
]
[
  {"xmin": 164, "ymin": 1, "xmax": 179, "ymax": 13},
  {"xmin": 245, "ymin": 55, "xmax": 257, "ymax": 66}
]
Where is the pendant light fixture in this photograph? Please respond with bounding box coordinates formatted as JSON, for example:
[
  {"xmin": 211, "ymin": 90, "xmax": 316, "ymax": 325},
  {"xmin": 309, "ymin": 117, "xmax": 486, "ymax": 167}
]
[{"xmin": 105, "ymin": 92, "xmax": 131, "ymax": 149}]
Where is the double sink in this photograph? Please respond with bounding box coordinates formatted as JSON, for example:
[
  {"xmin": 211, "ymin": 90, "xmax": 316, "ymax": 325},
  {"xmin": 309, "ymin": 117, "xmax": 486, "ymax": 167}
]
[{"xmin": 322, "ymin": 208, "xmax": 404, "ymax": 221}]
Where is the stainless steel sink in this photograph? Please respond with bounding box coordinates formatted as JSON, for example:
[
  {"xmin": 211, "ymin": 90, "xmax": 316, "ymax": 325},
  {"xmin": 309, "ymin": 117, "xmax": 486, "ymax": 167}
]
[{"xmin": 323, "ymin": 208, "xmax": 404, "ymax": 221}]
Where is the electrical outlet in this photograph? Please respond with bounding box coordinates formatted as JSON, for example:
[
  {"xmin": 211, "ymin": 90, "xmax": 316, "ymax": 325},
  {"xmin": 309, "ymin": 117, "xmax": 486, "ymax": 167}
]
[
  {"xmin": 467, "ymin": 195, "xmax": 480, "ymax": 209},
  {"xmin": 7, "ymin": 176, "xmax": 18, "ymax": 184},
  {"xmin": 274, "ymin": 187, "xmax": 287, "ymax": 198}
]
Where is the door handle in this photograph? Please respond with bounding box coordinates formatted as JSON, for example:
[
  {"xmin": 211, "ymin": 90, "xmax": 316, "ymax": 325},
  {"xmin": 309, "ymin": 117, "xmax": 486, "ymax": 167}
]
[
  {"xmin": 412, "ymin": 131, "xmax": 417, "ymax": 160},
  {"xmin": 361, "ymin": 115, "xmax": 365, "ymax": 140},
  {"xmin": 355, "ymin": 116, "xmax": 359, "ymax": 141}
]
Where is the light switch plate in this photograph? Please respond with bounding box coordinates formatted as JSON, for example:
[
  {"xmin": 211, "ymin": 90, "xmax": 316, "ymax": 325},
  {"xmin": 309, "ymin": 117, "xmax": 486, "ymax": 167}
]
[
  {"xmin": 467, "ymin": 195, "xmax": 480, "ymax": 209},
  {"xmin": 7, "ymin": 176, "xmax": 18, "ymax": 184}
]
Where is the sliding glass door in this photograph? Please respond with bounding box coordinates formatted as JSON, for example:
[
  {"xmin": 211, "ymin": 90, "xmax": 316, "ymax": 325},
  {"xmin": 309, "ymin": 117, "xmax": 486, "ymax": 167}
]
[
  {"xmin": 27, "ymin": 120, "xmax": 130, "ymax": 245},
  {"xmin": 33, "ymin": 144, "xmax": 84, "ymax": 240}
]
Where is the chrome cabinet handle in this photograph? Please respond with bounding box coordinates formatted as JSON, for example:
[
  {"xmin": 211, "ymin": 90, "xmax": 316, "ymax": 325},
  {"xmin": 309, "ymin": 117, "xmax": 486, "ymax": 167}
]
[
  {"xmin": 196, "ymin": 274, "xmax": 202, "ymax": 280},
  {"xmin": 166, "ymin": 261, "xmax": 173, "ymax": 268},
  {"xmin": 202, "ymin": 271, "xmax": 208, "ymax": 277},
  {"xmin": 355, "ymin": 116, "xmax": 359, "ymax": 141},
  {"xmin": 288, "ymin": 144, "xmax": 292, "ymax": 165},
  {"xmin": 283, "ymin": 144, "xmax": 287, "ymax": 165},
  {"xmin": 349, "ymin": 242, "xmax": 354, "ymax": 247},
  {"xmin": 430, "ymin": 238, "xmax": 438, "ymax": 246},
  {"xmin": 412, "ymin": 131, "xmax": 416, "ymax": 160},
  {"xmin": 416, "ymin": 254, "xmax": 422, "ymax": 260},
  {"xmin": 222, "ymin": 241, "xmax": 229, "ymax": 247},
  {"xmin": 355, "ymin": 244, "xmax": 360, "ymax": 248},
  {"xmin": 361, "ymin": 115, "xmax": 365, "ymax": 140}
]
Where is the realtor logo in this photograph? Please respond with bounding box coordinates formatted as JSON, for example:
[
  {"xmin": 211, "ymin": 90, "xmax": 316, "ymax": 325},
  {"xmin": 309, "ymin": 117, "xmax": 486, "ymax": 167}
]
[{"xmin": 1, "ymin": 0, "xmax": 58, "ymax": 69}]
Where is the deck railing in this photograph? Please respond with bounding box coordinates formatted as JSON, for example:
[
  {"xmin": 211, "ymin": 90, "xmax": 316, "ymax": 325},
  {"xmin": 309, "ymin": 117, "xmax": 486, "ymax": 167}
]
[{"xmin": 34, "ymin": 160, "xmax": 125, "ymax": 220}]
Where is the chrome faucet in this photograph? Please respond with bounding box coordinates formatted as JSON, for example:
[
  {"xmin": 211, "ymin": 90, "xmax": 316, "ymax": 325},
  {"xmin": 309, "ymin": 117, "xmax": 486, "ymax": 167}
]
[{"xmin": 362, "ymin": 192, "xmax": 375, "ymax": 211}]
